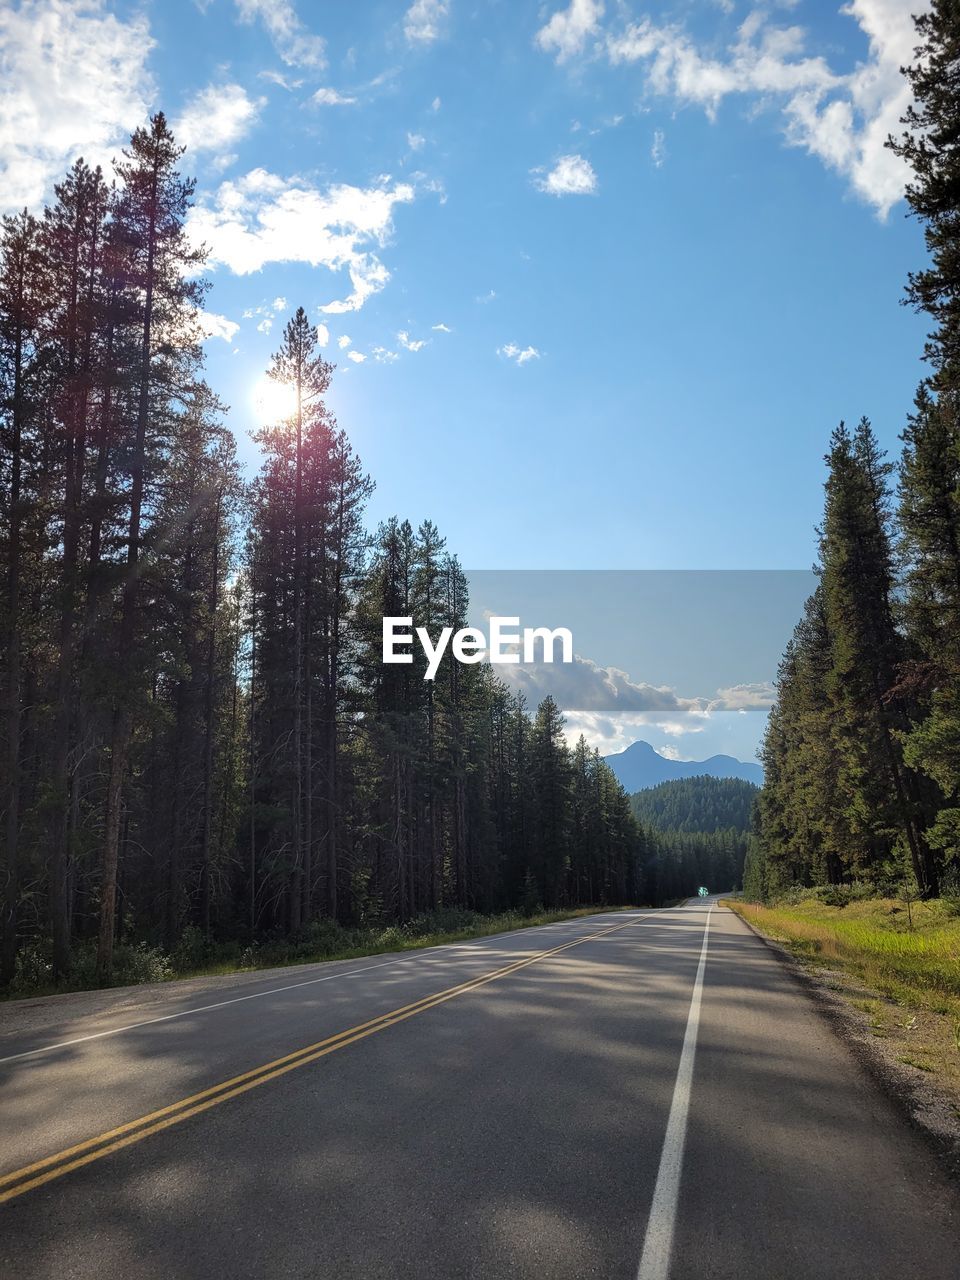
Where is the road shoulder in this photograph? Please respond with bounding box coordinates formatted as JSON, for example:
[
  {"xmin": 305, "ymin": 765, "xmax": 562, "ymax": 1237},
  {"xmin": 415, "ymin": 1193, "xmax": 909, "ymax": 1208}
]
[{"xmin": 725, "ymin": 900, "xmax": 960, "ymax": 1180}]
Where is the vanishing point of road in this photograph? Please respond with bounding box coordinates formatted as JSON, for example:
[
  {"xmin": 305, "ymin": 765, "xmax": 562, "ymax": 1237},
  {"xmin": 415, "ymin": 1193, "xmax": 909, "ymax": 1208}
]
[{"xmin": 1, "ymin": 899, "xmax": 958, "ymax": 1279}]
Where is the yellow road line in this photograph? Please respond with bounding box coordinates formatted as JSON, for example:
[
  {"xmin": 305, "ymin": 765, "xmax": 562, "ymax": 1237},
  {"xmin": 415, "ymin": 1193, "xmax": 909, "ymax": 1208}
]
[{"xmin": 0, "ymin": 910, "xmax": 653, "ymax": 1205}]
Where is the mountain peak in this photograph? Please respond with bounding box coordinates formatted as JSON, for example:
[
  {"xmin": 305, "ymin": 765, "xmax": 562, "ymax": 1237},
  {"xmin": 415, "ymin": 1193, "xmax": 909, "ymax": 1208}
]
[{"xmin": 603, "ymin": 741, "xmax": 763, "ymax": 791}]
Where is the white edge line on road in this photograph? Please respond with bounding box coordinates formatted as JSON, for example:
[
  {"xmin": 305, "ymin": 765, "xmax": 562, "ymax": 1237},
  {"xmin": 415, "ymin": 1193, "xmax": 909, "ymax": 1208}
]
[
  {"xmin": 0, "ymin": 910, "xmax": 655, "ymax": 1067},
  {"xmin": 636, "ymin": 903, "xmax": 714, "ymax": 1280}
]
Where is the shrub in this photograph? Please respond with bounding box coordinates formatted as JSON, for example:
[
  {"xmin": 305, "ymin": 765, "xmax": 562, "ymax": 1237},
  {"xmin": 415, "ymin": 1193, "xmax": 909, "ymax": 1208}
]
[
  {"xmin": 11, "ymin": 940, "xmax": 53, "ymax": 993},
  {"xmin": 71, "ymin": 941, "xmax": 173, "ymax": 987},
  {"xmin": 170, "ymin": 925, "xmax": 212, "ymax": 973}
]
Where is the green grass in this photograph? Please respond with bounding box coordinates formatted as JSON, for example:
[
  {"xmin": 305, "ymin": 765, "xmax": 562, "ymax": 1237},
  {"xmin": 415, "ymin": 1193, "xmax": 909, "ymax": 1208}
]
[
  {"xmin": 3, "ymin": 904, "xmax": 635, "ymax": 1000},
  {"xmin": 726, "ymin": 897, "xmax": 960, "ymax": 1018}
]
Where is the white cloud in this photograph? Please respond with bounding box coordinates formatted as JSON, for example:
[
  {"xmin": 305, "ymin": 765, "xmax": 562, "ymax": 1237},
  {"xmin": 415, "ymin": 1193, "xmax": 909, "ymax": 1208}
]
[
  {"xmin": 174, "ymin": 83, "xmax": 264, "ymax": 155},
  {"xmin": 596, "ymin": 0, "xmax": 918, "ymax": 216},
  {"xmin": 432, "ymin": 322, "xmax": 452, "ymax": 332},
  {"xmin": 338, "ymin": 334, "xmax": 352, "ymax": 348},
  {"xmin": 710, "ymin": 682, "xmax": 776, "ymax": 711},
  {"xmin": 651, "ymin": 128, "xmax": 666, "ymax": 168},
  {"xmin": 407, "ymin": 132, "xmax": 426, "ymax": 151},
  {"xmin": 196, "ymin": 309, "xmax": 240, "ymax": 343},
  {"xmin": 234, "ymin": 0, "xmax": 326, "ymax": 69},
  {"xmin": 347, "ymin": 349, "xmax": 365, "ymax": 363},
  {"xmin": 476, "ymin": 289, "xmax": 497, "ymax": 304},
  {"xmin": 240, "ymin": 295, "xmax": 290, "ymax": 333},
  {"xmin": 0, "ymin": 0, "xmax": 154, "ymax": 213},
  {"xmin": 501, "ymin": 655, "xmax": 709, "ymax": 718},
  {"xmin": 312, "ymin": 87, "xmax": 357, "ymax": 105},
  {"xmin": 398, "ymin": 329, "xmax": 427, "ymax": 351},
  {"xmin": 535, "ymin": 0, "xmax": 605, "ymax": 64},
  {"xmin": 431, "ymin": 96, "xmax": 442, "ymax": 111},
  {"xmin": 372, "ymin": 346, "xmax": 399, "ymax": 363},
  {"xmin": 494, "ymin": 654, "xmax": 774, "ymax": 739},
  {"xmin": 533, "ymin": 153, "xmax": 598, "ymax": 196},
  {"xmin": 404, "ymin": 0, "xmax": 449, "ymax": 45},
  {"xmin": 258, "ymin": 69, "xmax": 302, "ymax": 90},
  {"xmin": 498, "ymin": 343, "xmax": 540, "ymax": 365},
  {"xmin": 316, "ymin": 322, "xmax": 330, "ymax": 345},
  {"xmin": 561, "ymin": 711, "xmax": 710, "ymax": 755},
  {"xmin": 187, "ymin": 170, "xmax": 415, "ymax": 313}
]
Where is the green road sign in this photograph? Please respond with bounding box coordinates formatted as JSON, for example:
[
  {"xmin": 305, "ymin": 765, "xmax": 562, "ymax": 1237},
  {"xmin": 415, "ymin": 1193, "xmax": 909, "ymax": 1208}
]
[{"xmin": 698, "ymin": 886, "xmax": 709, "ymax": 897}]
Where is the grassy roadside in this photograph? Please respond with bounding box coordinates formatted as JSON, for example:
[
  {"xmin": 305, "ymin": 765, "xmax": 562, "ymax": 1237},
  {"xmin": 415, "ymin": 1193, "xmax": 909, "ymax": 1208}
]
[
  {"xmin": 725, "ymin": 896, "xmax": 960, "ymax": 1108},
  {"xmin": 3, "ymin": 904, "xmax": 634, "ymax": 1001}
]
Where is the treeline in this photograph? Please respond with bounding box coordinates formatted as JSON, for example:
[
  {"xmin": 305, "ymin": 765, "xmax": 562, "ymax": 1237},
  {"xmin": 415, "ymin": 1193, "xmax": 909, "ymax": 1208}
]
[
  {"xmin": 645, "ymin": 830, "xmax": 745, "ymax": 903},
  {"xmin": 0, "ymin": 114, "xmax": 650, "ymax": 989},
  {"xmin": 631, "ymin": 776, "xmax": 758, "ymax": 833},
  {"xmin": 750, "ymin": 5, "xmax": 960, "ymax": 903},
  {"xmin": 630, "ymin": 778, "xmax": 751, "ymax": 901}
]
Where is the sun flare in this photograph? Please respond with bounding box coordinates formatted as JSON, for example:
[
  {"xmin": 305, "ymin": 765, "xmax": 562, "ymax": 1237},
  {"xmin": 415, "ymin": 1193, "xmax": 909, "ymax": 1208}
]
[{"xmin": 252, "ymin": 376, "xmax": 298, "ymax": 424}]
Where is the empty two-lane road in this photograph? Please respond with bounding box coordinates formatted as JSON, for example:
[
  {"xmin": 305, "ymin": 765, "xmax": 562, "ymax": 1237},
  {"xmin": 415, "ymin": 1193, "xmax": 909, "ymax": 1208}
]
[{"xmin": 1, "ymin": 901, "xmax": 958, "ymax": 1279}]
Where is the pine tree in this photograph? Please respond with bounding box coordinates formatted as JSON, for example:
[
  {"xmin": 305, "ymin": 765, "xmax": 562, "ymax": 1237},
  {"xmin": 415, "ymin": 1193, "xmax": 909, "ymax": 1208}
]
[
  {"xmin": 529, "ymin": 695, "xmax": 572, "ymax": 906},
  {"xmin": 39, "ymin": 160, "xmax": 109, "ymax": 978},
  {"xmin": 96, "ymin": 113, "xmax": 206, "ymax": 980},
  {"xmin": 888, "ymin": 2, "xmax": 960, "ymax": 385},
  {"xmin": 0, "ymin": 209, "xmax": 48, "ymax": 984},
  {"xmin": 819, "ymin": 421, "xmax": 935, "ymax": 893}
]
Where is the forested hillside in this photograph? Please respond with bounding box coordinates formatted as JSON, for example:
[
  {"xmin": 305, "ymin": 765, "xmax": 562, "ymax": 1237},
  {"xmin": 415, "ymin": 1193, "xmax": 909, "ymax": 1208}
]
[
  {"xmin": 748, "ymin": 4, "xmax": 960, "ymax": 904},
  {"xmin": 631, "ymin": 777, "xmax": 758, "ymax": 833},
  {"xmin": 630, "ymin": 777, "xmax": 753, "ymax": 901},
  {"xmin": 0, "ymin": 116, "xmax": 647, "ymax": 990}
]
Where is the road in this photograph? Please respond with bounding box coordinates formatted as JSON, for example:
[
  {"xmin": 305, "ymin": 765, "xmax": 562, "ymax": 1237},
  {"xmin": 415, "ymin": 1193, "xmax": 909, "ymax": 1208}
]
[{"xmin": 1, "ymin": 899, "xmax": 958, "ymax": 1279}]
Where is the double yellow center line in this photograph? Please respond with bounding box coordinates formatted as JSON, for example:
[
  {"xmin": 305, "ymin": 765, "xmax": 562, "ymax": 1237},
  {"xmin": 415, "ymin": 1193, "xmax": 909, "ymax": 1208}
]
[{"xmin": 0, "ymin": 911, "xmax": 652, "ymax": 1205}]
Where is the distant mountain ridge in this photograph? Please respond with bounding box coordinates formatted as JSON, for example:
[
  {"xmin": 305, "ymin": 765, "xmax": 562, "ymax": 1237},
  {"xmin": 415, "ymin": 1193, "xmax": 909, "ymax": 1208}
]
[{"xmin": 602, "ymin": 740, "xmax": 764, "ymax": 792}]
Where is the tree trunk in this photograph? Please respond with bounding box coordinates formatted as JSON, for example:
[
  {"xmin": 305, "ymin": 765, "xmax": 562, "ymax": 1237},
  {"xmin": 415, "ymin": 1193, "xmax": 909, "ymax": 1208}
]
[
  {"xmin": 1, "ymin": 264, "xmax": 26, "ymax": 987},
  {"xmin": 199, "ymin": 492, "xmax": 221, "ymax": 937}
]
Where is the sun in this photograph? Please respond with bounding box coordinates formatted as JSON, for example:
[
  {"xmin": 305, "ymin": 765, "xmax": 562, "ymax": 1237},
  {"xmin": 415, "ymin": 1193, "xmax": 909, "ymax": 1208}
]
[{"xmin": 252, "ymin": 376, "xmax": 299, "ymax": 423}]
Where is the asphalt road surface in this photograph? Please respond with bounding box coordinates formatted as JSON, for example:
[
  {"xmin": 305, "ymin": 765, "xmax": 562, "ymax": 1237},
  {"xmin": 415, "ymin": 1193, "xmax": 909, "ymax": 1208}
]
[{"xmin": 1, "ymin": 899, "xmax": 958, "ymax": 1279}]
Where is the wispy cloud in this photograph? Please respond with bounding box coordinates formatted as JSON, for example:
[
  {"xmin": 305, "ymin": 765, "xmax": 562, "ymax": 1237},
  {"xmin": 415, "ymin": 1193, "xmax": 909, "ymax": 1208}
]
[
  {"xmin": 241, "ymin": 295, "xmax": 290, "ymax": 334},
  {"xmin": 498, "ymin": 343, "xmax": 540, "ymax": 365},
  {"xmin": 311, "ymin": 87, "xmax": 357, "ymax": 105},
  {"xmin": 536, "ymin": 0, "xmax": 917, "ymax": 216},
  {"xmin": 535, "ymin": 0, "xmax": 604, "ymax": 64},
  {"xmin": 432, "ymin": 322, "xmax": 452, "ymax": 332},
  {"xmin": 533, "ymin": 153, "xmax": 598, "ymax": 196},
  {"xmin": 404, "ymin": 0, "xmax": 449, "ymax": 45},
  {"xmin": 234, "ymin": 0, "xmax": 326, "ymax": 70},
  {"xmin": 398, "ymin": 330, "xmax": 427, "ymax": 351},
  {"xmin": 188, "ymin": 169, "xmax": 415, "ymax": 313},
  {"xmin": 651, "ymin": 128, "xmax": 666, "ymax": 168}
]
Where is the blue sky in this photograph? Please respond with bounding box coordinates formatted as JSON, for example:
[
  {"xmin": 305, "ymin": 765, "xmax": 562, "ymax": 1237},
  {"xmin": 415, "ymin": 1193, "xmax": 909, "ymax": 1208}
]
[{"xmin": 0, "ymin": 0, "xmax": 928, "ymax": 759}]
